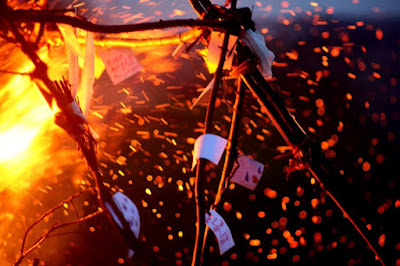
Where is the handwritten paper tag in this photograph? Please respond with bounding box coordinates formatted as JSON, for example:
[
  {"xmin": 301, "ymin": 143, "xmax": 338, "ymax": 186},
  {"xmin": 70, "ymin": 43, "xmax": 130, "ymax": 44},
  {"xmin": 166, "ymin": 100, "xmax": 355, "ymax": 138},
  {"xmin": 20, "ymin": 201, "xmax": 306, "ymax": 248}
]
[
  {"xmin": 206, "ymin": 31, "xmax": 238, "ymax": 73},
  {"xmin": 192, "ymin": 134, "xmax": 227, "ymax": 170},
  {"xmin": 105, "ymin": 192, "xmax": 140, "ymax": 238},
  {"xmin": 231, "ymin": 155, "xmax": 264, "ymax": 190},
  {"xmin": 101, "ymin": 48, "xmax": 142, "ymax": 85},
  {"xmin": 206, "ymin": 210, "xmax": 235, "ymax": 255},
  {"xmin": 191, "ymin": 77, "xmax": 214, "ymax": 109}
]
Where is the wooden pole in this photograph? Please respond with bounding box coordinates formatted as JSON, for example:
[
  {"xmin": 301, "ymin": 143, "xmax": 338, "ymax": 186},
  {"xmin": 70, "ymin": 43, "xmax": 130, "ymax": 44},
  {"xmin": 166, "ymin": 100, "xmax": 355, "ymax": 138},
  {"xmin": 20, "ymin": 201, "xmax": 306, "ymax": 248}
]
[
  {"xmin": 202, "ymin": 77, "xmax": 246, "ymax": 260},
  {"xmin": 192, "ymin": 32, "xmax": 231, "ymax": 266}
]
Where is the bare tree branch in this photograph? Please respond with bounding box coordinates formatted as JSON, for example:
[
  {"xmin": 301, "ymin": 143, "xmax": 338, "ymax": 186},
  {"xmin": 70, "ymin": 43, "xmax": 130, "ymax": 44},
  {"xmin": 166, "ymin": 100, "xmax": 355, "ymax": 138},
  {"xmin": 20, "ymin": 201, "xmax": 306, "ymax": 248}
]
[
  {"xmin": 14, "ymin": 210, "xmax": 103, "ymax": 266},
  {"xmin": 20, "ymin": 187, "xmax": 96, "ymax": 256},
  {"xmin": 1, "ymin": 8, "xmax": 227, "ymax": 33}
]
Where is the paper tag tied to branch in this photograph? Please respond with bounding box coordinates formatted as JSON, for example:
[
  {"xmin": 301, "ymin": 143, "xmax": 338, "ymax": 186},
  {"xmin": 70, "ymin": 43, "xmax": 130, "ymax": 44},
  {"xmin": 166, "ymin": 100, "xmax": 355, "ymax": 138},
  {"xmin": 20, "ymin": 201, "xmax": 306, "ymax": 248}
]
[
  {"xmin": 231, "ymin": 155, "xmax": 264, "ymax": 190},
  {"xmin": 79, "ymin": 31, "xmax": 95, "ymax": 117},
  {"xmin": 206, "ymin": 31, "xmax": 238, "ymax": 74},
  {"xmin": 239, "ymin": 29, "xmax": 275, "ymax": 79},
  {"xmin": 206, "ymin": 210, "xmax": 235, "ymax": 255},
  {"xmin": 105, "ymin": 192, "xmax": 140, "ymax": 238},
  {"xmin": 101, "ymin": 48, "xmax": 142, "ymax": 85},
  {"xmin": 192, "ymin": 134, "xmax": 227, "ymax": 170}
]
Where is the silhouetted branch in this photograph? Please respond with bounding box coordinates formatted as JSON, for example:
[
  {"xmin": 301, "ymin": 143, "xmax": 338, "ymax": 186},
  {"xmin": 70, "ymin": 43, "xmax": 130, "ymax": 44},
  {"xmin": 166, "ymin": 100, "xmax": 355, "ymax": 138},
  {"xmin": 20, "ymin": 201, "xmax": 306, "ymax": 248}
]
[
  {"xmin": 2, "ymin": 8, "xmax": 227, "ymax": 33},
  {"xmin": 14, "ymin": 209, "xmax": 103, "ymax": 266},
  {"xmin": 19, "ymin": 187, "xmax": 96, "ymax": 256}
]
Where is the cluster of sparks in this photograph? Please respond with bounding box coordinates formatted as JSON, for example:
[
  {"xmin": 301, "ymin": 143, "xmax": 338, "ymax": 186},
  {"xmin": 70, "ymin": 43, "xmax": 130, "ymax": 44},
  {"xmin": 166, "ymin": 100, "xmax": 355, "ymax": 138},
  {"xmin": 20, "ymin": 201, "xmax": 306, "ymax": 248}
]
[{"xmin": 0, "ymin": 0, "xmax": 399, "ymax": 265}]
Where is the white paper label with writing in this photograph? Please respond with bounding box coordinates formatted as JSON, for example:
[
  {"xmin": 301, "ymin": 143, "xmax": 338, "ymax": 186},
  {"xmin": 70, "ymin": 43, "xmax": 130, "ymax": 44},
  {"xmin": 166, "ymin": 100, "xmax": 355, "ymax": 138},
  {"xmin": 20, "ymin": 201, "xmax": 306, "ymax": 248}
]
[
  {"xmin": 101, "ymin": 48, "xmax": 142, "ymax": 85},
  {"xmin": 105, "ymin": 192, "xmax": 140, "ymax": 238},
  {"xmin": 206, "ymin": 210, "xmax": 235, "ymax": 255},
  {"xmin": 231, "ymin": 155, "xmax": 264, "ymax": 190}
]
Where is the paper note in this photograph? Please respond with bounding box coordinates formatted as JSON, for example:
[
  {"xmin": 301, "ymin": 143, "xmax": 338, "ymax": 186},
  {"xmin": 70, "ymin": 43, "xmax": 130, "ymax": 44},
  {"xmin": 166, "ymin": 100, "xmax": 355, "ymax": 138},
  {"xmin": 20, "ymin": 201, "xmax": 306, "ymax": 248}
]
[
  {"xmin": 58, "ymin": 24, "xmax": 84, "ymax": 57},
  {"xmin": 231, "ymin": 155, "xmax": 264, "ymax": 190},
  {"xmin": 206, "ymin": 210, "xmax": 235, "ymax": 255},
  {"xmin": 191, "ymin": 77, "xmax": 214, "ymax": 109},
  {"xmin": 206, "ymin": 31, "xmax": 238, "ymax": 73},
  {"xmin": 58, "ymin": 24, "xmax": 82, "ymax": 98},
  {"xmin": 101, "ymin": 48, "xmax": 142, "ymax": 85},
  {"xmin": 78, "ymin": 53, "xmax": 105, "ymax": 80},
  {"xmin": 68, "ymin": 51, "xmax": 80, "ymax": 98},
  {"xmin": 79, "ymin": 31, "xmax": 95, "ymax": 117},
  {"xmin": 128, "ymin": 249, "xmax": 135, "ymax": 259},
  {"xmin": 239, "ymin": 29, "xmax": 275, "ymax": 79},
  {"xmin": 105, "ymin": 192, "xmax": 140, "ymax": 238},
  {"xmin": 192, "ymin": 134, "xmax": 227, "ymax": 170}
]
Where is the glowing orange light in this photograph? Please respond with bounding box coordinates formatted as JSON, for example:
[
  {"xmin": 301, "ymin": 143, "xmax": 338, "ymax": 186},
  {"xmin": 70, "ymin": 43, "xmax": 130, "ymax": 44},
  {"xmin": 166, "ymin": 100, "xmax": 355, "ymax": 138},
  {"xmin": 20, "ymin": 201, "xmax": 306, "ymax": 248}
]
[
  {"xmin": 264, "ymin": 188, "xmax": 277, "ymax": 198},
  {"xmin": 0, "ymin": 61, "xmax": 55, "ymax": 192},
  {"xmin": 376, "ymin": 29, "xmax": 383, "ymax": 40},
  {"xmin": 250, "ymin": 239, "xmax": 261, "ymax": 246}
]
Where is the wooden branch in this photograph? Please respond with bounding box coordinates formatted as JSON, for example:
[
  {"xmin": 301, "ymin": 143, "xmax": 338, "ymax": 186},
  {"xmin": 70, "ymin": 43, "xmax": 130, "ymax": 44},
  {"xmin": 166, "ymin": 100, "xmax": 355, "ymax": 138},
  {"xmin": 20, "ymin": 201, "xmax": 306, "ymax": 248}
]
[
  {"xmin": 1, "ymin": 8, "xmax": 227, "ymax": 33},
  {"xmin": 201, "ymin": 77, "xmax": 245, "ymax": 262},
  {"xmin": 14, "ymin": 210, "xmax": 103, "ymax": 266},
  {"xmin": 0, "ymin": 69, "xmax": 31, "ymax": 76},
  {"xmin": 308, "ymin": 167, "xmax": 386, "ymax": 266},
  {"xmin": 75, "ymin": 29, "xmax": 204, "ymax": 48},
  {"xmin": 20, "ymin": 188, "xmax": 95, "ymax": 256},
  {"xmin": 192, "ymin": 30, "xmax": 231, "ymax": 266}
]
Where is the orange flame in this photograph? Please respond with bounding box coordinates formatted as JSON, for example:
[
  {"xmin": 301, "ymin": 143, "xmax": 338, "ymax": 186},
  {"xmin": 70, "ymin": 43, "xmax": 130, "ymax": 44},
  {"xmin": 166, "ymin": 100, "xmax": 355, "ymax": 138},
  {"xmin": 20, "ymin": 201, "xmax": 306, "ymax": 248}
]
[{"xmin": 0, "ymin": 56, "xmax": 55, "ymax": 192}]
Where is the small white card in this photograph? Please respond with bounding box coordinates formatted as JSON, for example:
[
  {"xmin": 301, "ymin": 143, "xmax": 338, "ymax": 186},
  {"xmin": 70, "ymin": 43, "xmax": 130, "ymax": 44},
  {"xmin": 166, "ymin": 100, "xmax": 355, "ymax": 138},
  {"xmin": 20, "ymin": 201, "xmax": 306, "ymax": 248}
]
[
  {"xmin": 206, "ymin": 210, "xmax": 235, "ymax": 255},
  {"xmin": 105, "ymin": 192, "xmax": 140, "ymax": 238},
  {"xmin": 58, "ymin": 24, "xmax": 84, "ymax": 57},
  {"xmin": 191, "ymin": 77, "xmax": 215, "ymax": 109},
  {"xmin": 231, "ymin": 155, "xmax": 264, "ymax": 190},
  {"xmin": 101, "ymin": 48, "xmax": 142, "ymax": 85},
  {"xmin": 206, "ymin": 31, "xmax": 238, "ymax": 73},
  {"xmin": 192, "ymin": 134, "xmax": 227, "ymax": 170},
  {"xmin": 79, "ymin": 31, "xmax": 95, "ymax": 117},
  {"xmin": 58, "ymin": 24, "xmax": 81, "ymax": 98}
]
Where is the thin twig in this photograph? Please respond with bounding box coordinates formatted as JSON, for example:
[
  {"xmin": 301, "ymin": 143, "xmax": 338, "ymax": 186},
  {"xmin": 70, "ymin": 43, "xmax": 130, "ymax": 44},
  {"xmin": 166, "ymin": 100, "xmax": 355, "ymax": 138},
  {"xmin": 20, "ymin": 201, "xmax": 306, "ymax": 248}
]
[
  {"xmin": 308, "ymin": 167, "xmax": 385, "ymax": 266},
  {"xmin": 0, "ymin": 33, "xmax": 17, "ymax": 44},
  {"xmin": 20, "ymin": 187, "xmax": 95, "ymax": 256},
  {"xmin": 47, "ymin": 231, "xmax": 82, "ymax": 238},
  {"xmin": 70, "ymin": 199, "xmax": 84, "ymax": 234},
  {"xmin": 0, "ymin": 69, "xmax": 32, "ymax": 76},
  {"xmin": 14, "ymin": 210, "xmax": 103, "ymax": 266}
]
